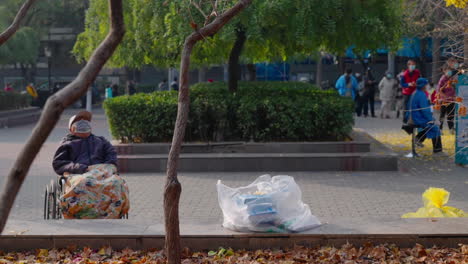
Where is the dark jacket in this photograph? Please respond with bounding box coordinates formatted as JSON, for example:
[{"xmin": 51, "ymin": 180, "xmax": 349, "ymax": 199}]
[{"xmin": 52, "ymin": 134, "xmax": 117, "ymax": 175}]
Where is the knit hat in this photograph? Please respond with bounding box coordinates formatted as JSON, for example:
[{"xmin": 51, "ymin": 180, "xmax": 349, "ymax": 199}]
[
  {"xmin": 68, "ymin": 111, "xmax": 92, "ymax": 129},
  {"xmin": 416, "ymin": 78, "xmax": 429, "ymax": 90}
]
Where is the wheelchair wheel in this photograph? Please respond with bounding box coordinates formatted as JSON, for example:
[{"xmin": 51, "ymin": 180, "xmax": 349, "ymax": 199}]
[{"xmin": 43, "ymin": 188, "xmax": 48, "ymax": 220}]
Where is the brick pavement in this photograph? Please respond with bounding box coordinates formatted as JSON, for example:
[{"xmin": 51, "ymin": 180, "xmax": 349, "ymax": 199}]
[{"xmin": 0, "ymin": 110, "xmax": 467, "ymax": 224}]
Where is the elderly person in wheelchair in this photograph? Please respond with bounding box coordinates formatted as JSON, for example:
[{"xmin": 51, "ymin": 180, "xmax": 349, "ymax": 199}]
[{"xmin": 52, "ymin": 111, "xmax": 129, "ymax": 219}]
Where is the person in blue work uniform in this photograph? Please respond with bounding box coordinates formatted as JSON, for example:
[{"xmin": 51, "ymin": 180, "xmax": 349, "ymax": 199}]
[
  {"xmin": 335, "ymin": 68, "xmax": 358, "ymax": 100},
  {"xmin": 406, "ymin": 78, "xmax": 443, "ymax": 155}
]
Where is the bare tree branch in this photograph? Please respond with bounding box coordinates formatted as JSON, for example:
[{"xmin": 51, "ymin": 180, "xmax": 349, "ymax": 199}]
[
  {"xmin": 0, "ymin": 0, "xmax": 125, "ymax": 234},
  {"xmin": 0, "ymin": 0, "xmax": 38, "ymax": 46},
  {"xmin": 191, "ymin": 0, "xmax": 208, "ymax": 19},
  {"xmin": 164, "ymin": 1, "xmax": 252, "ymax": 263}
]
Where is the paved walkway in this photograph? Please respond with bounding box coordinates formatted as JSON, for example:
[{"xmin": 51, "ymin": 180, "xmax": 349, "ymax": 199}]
[{"xmin": 0, "ymin": 108, "xmax": 467, "ymax": 225}]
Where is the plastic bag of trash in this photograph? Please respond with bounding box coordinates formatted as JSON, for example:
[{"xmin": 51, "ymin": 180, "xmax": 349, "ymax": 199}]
[
  {"xmin": 402, "ymin": 187, "xmax": 466, "ymax": 218},
  {"xmin": 217, "ymin": 174, "xmax": 321, "ymax": 233}
]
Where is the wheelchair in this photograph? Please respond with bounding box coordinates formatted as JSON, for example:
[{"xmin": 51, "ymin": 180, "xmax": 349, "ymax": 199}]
[
  {"xmin": 43, "ymin": 175, "xmax": 128, "ymax": 219},
  {"xmin": 43, "ymin": 176, "xmax": 65, "ymax": 219}
]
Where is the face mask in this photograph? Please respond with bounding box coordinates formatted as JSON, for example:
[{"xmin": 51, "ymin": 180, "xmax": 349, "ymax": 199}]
[
  {"xmin": 73, "ymin": 120, "xmax": 91, "ymax": 133},
  {"xmin": 409, "ymin": 65, "xmax": 416, "ymax": 71},
  {"xmin": 386, "ymin": 74, "xmax": 392, "ymax": 78},
  {"xmin": 355, "ymin": 73, "xmax": 361, "ymax": 77},
  {"xmin": 454, "ymin": 63, "xmax": 459, "ymax": 69},
  {"xmin": 446, "ymin": 71, "xmax": 453, "ymax": 77}
]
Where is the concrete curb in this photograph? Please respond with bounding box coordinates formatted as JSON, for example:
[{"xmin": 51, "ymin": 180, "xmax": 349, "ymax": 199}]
[
  {"xmin": 2, "ymin": 218, "xmax": 468, "ymax": 250},
  {"xmin": 0, "ymin": 107, "xmax": 41, "ymax": 128},
  {"xmin": 115, "ymin": 130, "xmax": 398, "ymax": 172}
]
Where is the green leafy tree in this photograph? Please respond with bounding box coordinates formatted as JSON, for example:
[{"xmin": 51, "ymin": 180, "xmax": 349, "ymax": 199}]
[
  {"xmin": 0, "ymin": 0, "xmax": 86, "ymax": 83},
  {"xmin": 74, "ymin": 0, "xmax": 403, "ymax": 91}
]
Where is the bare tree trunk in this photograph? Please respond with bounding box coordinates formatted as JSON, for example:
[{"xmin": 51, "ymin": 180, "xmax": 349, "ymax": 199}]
[
  {"xmin": 315, "ymin": 52, "xmax": 323, "ymax": 87},
  {"xmin": 164, "ymin": 1, "xmax": 252, "ymax": 264},
  {"xmin": 198, "ymin": 67, "xmax": 207, "ymax": 83},
  {"xmin": 464, "ymin": 16, "xmax": 468, "ymax": 65},
  {"xmin": 228, "ymin": 26, "xmax": 246, "ymax": 92},
  {"xmin": 419, "ymin": 38, "xmax": 428, "ymax": 76},
  {"xmin": 465, "ymin": 34, "xmax": 468, "ymax": 65},
  {"xmin": 432, "ymin": 37, "xmax": 441, "ymax": 83},
  {"xmin": 0, "ymin": 0, "xmax": 125, "ymax": 233},
  {"xmin": 0, "ymin": 0, "xmax": 38, "ymax": 45}
]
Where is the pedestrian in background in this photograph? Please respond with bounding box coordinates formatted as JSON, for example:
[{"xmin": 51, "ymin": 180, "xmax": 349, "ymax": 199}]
[
  {"xmin": 400, "ymin": 60, "xmax": 421, "ymax": 123},
  {"xmin": 127, "ymin": 81, "xmax": 136, "ymax": 95},
  {"xmin": 436, "ymin": 64, "xmax": 457, "ymax": 134},
  {"xmin": 171, "ymin": 77, "xmax": 179, "ymax": 91},
  {"xmin": 355, "ymin": 72, "xmax": 369, "ymax": 117},
  {"xmin": 158, "ymin": 79, "xmax": 168, "ymax": 91},
  {"xmin": 335, "ymin": 68, "xmax": 358, "ymax": 100},
  {"xmin": 365, "ymin": 69, "xmax": 377, "ymax": 118},
  {"xmin": 378, "ymin": 71, "xmax": 398, "ymax": 119},
  {"xmin": 395, "ymin": 69, "xmax": 405, "ymax": 119},
  {"xmin": 112, "ymin": 84, "xmax": 120, "ymax": 97},
  {"xmin": 26, "ymin": 83, "xmax": 38, "ymax": 98},
  {"xmin": 105, "ymin": 84, "xmax": 113, "ymax": 99},
  {"xmin": 4, "ymin": 83, "xmax": 13, "ymax": 92}
]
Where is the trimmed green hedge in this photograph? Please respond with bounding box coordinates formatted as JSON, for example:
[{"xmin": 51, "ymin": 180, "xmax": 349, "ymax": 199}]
[
  {"xmin": 0, "ymin": 92, "xmax": 31, "ymax": 111},
  {"xmin": 104, "ymin": 82, "xmax": 354, "ymax": 143}
]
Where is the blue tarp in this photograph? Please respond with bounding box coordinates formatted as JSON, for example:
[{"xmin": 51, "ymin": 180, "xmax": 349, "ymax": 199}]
[
  {"xmin": 256, "ymin": 62, "xmax": 290, "ymax": 81},
  {"xmin": 345, "ymin": 37, "xmax": 434, "ymax": 58}
]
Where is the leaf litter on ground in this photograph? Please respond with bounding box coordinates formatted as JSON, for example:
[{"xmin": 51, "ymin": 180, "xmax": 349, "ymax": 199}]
[{"xmin": 0, "ymin": 243, "xmax": 468, "ymax": 263}]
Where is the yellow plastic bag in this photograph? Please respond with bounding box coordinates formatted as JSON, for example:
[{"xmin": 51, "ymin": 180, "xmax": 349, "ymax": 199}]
[{"xmin": 402, "ymin": 187, "xmax": 466, "ymax": 218}]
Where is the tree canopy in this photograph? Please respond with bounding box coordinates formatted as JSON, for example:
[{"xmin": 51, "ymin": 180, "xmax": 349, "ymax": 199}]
[
  {"xmin": 73, "ymin": 0, "xmax": 404, "ymax": 69},
  {"xmin": 0, "ymin": 0, "xmax": 86, "ymax": 66}
]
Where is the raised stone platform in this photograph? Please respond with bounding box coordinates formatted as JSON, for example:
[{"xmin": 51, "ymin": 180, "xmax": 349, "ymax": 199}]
[
  {"xmin": 115, "ymin": 130, "xmax": 398, "ymax": 172},
  {"xmin": 0, "ymin": 107, "xmax": 41, "ymax": 128},
  {"xmin": 2, "ymin": 217, "xmax": 468, "ymax": 250}
]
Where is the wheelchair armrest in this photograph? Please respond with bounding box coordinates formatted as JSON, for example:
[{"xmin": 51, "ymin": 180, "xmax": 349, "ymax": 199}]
[{"xmin": 59, "ymin": 176, "xmax": 67, "ymax": 188}]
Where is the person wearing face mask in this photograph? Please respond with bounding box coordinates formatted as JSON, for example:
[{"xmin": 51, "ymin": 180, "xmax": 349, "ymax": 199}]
[
  {"xmin": 52, "ymin": 111, "xmax": 129, "ymax": 219},
  {"xmin": 406, "ymin": 78, "xmax": 443, "ymax": 155},
  {"xmin": 355, "ymin": 72, "xmax": 368, "ymax": 117},
  {"xmin": 447, "ymin": 57, "xmax": 461, "ymax": 75},
  {"xmin": 400, "ymin": 60, "xmax": 421, "ymax": 123},
  {"xmin": 378, "ymin": 71, "xmax": 398, "ymax": 119},
  {"xmin": 53, "ymin": 111, "xmax": 117, "ymax": 173},
  {"xmin": 436, "ymin": 63, "xmax": 458, "ymax": 134},
  {"xmin": 395, "ymin": 69, "xmax": 405, "ymax": 118},
  {"xmin": 335, "ymin": 68, "xmax": 358, "ymax": 99}
]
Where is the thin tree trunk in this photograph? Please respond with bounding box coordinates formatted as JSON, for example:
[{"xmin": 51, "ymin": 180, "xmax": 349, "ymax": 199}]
[
  {"xmin": 419, "ymin": 38, "xmax": 427, "ymax": 76},
  {"xmin": 228, "ymin": 27, "xmax": 246, "ymax": 92},
  {"xmin": 246, "ymin": 63, "xmax": 256, "ymax": 81},
  {"xmin": 464, "ymin": 16, "xmax": 468, "ymax": 65},
  {"xmin": 0, "ymin": 0, "xmax": 125, "ymax": 233},
  {"xmin": 164, "ymin": 1, "xmax": 252, "ymax": 264},
  {"xmin": 432, "ymin": 37, "xmax": 441, "ymax": 84},
  {"xmin": 198, "ymin": 67, "xmax": 207, "ymax": 83},
  {"xmin": 315, "ymin": 52, "xmax": 323, "ymax": 87},
  {"xmin": 0, "ymin": 0, "xmax": 38, "ymax": 45}
]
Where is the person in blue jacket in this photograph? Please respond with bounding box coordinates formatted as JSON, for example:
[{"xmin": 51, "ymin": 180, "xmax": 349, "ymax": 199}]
[
  {"xmin": 406, "ymin": 78, "xmax": 443, "ymax": 154},
  {"xmin": 335, "ymin": 68, "xmax": 358, "ymax": 100}
]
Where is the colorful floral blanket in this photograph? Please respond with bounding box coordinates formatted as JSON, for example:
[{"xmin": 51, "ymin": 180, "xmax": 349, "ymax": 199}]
[{"xmin": 60, "ymin": 164, "xmax": 130, "ymax": 219}]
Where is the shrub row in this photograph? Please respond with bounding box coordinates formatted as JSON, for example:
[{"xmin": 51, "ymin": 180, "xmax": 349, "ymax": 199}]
[
  {"xmin": 0, "ymin": 92, "xmax": 31, "ymax": 111},
  {"xmin": 104, "ymin": 82, "xmax": 354, "ymax": 143}
]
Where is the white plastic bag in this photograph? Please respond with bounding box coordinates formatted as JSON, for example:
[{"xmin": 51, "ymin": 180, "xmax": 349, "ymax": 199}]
[{"xmin": 217, "ymin": 174, "xmax": 321, "ymax": 233}]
